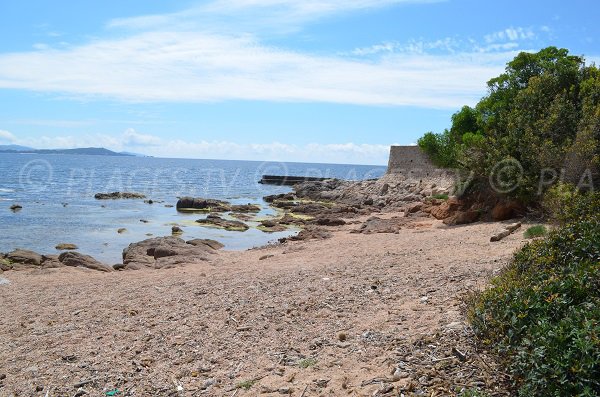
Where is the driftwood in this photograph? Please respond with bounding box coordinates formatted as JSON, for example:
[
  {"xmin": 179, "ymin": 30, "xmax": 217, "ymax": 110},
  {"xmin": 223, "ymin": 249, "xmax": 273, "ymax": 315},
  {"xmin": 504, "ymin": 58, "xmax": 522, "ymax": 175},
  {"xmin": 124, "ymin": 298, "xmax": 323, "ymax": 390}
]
[{"xmin": 490, "ymin": 222, "xmax": 522, "ymax": 242}]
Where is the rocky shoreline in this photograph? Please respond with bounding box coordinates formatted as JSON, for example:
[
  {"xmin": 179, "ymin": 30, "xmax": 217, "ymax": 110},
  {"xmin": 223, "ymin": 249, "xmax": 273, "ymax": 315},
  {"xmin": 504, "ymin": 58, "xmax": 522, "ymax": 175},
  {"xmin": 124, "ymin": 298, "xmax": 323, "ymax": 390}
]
[{"xmin": 1, "ymin": 173, "xmax": 525, "ymax": 276}]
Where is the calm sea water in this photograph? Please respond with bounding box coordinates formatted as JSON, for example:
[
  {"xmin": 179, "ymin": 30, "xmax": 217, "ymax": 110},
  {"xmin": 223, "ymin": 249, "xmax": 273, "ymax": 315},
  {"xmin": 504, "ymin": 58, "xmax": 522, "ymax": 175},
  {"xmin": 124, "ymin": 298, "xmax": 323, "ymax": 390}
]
[{"xmin": 0, "ymin": 153, "xmax": 385, "ymax": 263}]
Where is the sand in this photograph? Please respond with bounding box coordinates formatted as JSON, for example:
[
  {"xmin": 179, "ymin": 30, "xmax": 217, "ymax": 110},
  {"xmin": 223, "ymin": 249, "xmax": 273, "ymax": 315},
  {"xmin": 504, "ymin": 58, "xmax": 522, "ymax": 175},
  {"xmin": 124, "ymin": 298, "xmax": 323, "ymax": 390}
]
[{"xmin": 0, "ymin": 215, "xmax": 528, "ymax": 396}]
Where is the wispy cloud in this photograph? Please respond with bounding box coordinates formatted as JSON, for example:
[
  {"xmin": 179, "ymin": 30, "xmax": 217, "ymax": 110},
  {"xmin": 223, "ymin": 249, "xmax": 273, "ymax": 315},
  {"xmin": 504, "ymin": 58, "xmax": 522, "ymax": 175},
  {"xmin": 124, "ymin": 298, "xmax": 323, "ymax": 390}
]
[
  {"xmin": 484, "ymin": 27, "xmax": 536, "ymax": 44},
  {"xmin": 0, "ymin": 130, "xmax": 17, "ymax": 143},
  {"xmin": 0, "ymin": 30, "xmax": 509, "ymax": 108}
]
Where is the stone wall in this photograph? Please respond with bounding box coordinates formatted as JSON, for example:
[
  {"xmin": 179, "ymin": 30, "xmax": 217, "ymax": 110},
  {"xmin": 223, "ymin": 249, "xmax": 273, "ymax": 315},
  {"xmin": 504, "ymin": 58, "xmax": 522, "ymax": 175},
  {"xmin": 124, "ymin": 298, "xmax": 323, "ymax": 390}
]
[{"xmin": 386, "ymin": 146, "xmax": 441, "ymax": 177}]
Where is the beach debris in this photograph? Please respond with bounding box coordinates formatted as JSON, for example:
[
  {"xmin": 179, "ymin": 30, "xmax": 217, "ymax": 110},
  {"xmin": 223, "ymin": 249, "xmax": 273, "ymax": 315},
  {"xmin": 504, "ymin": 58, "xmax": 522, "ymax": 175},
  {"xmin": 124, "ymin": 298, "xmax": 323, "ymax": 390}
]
[
  {"xmin": 105, "ymin": 389, "xmax": 120, "ymax": 396},
  {"xmin": 55, "ymin": 243, "xmax": 78, "ymax": 250},
  {"xmin": 490, "ymin": 222, "xmax": 522, "ymax": 242},
  {"xmin": 9, "ymin": 204, "xmax": 22, "ymax": 212},
  {"xmin": 94, "ymin": 192, "xmax": 146, "ymax": 200}
]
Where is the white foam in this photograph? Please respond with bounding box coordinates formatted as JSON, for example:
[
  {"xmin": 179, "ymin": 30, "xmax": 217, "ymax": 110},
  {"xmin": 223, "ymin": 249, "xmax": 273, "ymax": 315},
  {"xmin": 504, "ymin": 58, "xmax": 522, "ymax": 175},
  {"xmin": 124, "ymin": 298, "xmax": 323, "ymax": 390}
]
[{"xmin": 0, "ymin": 188, "xmax": 15, "ymax": 193}]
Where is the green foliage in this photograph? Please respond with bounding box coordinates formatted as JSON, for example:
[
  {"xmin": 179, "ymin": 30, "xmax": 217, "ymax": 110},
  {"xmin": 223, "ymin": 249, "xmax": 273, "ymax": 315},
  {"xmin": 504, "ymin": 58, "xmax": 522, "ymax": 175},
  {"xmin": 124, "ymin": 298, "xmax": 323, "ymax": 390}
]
[
  {"xmin": 418, "ymin": 47, "xmax": 600, "ymax": 201},
  {"xmin": 236, "ymin": 380, "xmax": 256, "ymax": 390},
  {"xmin": 297, "ymin": 358, "xmax": 317, "ymax": 368},
  {"xmin": 432, "ymin": 193, "xmax": 449, "ymax": 200},
  {"xmin": 523, "ymin": 225, "xmax": 547, "ymax": 239},
  {"xmin": 457, "ymin": 389, "xmax": 490, "ymax": 397},
  {"xmin": 468, "ymin": 193, "xmax": 600, "ymax": 396}
]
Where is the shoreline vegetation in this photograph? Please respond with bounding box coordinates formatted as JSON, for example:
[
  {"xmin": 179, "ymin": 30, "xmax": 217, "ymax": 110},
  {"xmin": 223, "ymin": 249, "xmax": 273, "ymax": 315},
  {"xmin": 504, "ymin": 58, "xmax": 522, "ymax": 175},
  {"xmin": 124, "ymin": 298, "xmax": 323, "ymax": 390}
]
[{"xmin": 1, "ymin": 47, "xmax": 599, "ymax": 396}]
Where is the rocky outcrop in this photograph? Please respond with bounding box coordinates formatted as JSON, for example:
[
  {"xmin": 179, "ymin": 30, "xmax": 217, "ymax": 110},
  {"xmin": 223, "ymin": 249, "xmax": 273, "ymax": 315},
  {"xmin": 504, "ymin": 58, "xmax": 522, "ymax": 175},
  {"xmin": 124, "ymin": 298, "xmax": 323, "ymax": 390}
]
[
  {"xmin": 6, "ymin": 249, "xmax": 42, "ymax": 266},
  {"xmin": 186, "ymin": 239, "xmax": 224, "ymax": 251},
  {"xmin": 122, "ymin": 236, "xmax": 220, "ymax": 270},
  {"xmin": 94, "ymin": 192, "xmax": 146, "ymax": 200},
  {"xmin": 196, "ymin": 215, "xmax": 249, "ymax": 231},
  {"xmin": 176, "ymin": 197, "xmax": 261, "ymax": 214},
  {"xmin": 58, "ymin": 252, "xmax": 113, "ymax": 272}
]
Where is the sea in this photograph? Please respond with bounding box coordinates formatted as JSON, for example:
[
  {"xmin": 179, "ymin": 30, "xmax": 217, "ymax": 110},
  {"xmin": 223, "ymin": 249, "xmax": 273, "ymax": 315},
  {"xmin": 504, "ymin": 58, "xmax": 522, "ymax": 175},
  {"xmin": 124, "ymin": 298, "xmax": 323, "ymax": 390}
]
[{"xmin": 0, "ymin": 153, "xmax": 386, "ymax": 263}]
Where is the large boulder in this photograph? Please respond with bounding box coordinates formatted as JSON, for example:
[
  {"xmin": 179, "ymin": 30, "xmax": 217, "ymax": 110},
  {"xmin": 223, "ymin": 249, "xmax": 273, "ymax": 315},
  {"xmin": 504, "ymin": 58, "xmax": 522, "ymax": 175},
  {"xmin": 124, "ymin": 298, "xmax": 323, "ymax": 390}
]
[
  {"xmin": 122, "ymin": 236, "xmax": 219, "ymax": 270},
  {"xmin": 58, "ymin": 252, "xmax": 113, "ymax": 272},
  {"xmin": 7, "ymin": 249, "xmax": 43, "ymax": 266}
]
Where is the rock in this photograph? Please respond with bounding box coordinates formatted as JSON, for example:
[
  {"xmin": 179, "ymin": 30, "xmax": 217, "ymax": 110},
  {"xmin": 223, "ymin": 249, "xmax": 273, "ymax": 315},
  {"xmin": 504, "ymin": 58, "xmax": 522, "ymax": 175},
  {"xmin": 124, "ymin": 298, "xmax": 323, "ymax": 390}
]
[
  {"xmin": 186, "ymin": 239, "xmax": 224, "ymax": 250},
  {"xmin": 0, "ymin": 278, "xmax": 10, "ymax": 286},
  {"xmin": 284, "ymin": 227, "xmax": 332, "ymax": 242},
  {"xmin": 176, "ymin": 197, "xmax": 231, "ymax": 212},
  {"xmin": 117, "ymin": 228, "xmax": 127, "ymax": 234},
  {"xmin": 428, "ymin": 197, "xmax": 461, "ymax": 220},
  {"xmin": 196, "ymin": 215, "xmax": 249, "ymax": 231},
  {"xmin": 58, "ymin": 252, "xmax": 113, "ymax": 272},
  {"xmin": 94, "ymin": 192, "xmax": 146, "ymax": 200},
  {"xmin": 491, "ymin": 200, "xmax": 524, "ymax": 221},
  {"xmin": 261, "ymin": 220, "xmax": 278, "ymax": 228},
  {"xmin": 55, "ymin": 243, "xmax": 79, "ymax": 250},
  {"xmin": 9, "ymin": 204, "xmax": 22, "ymax": 212},
  {"xmin": 379, "ymin": 183, "xmax": 389, "ymax": 195},
  {"xmin": 144, "ymin": 199, "xmax": 154, "ymax": 204},
  {"xmin": 140, "ymin": 219, "xmax": 149, "ymax": 223},
  {"xmin": 443, "ymin": 210, "xmax": 480, "ymax": 226},
  {"xmin": 258, "ymin": 219, "xmax": 288, "ymax": 232},
  {"xmin": 171, "ymin": 226, "xmax": 183, "ymax": 234},
  {"xmin": 351, "ymin": 217, "xmax": 405, "ymax": 234},
  {"xmin": 315, "ymin": 217, "xmax": 346, "ymax": 226},
  {"xmin": 122, "ymin": 236, "xmax": 217, "ymax": 270},
  {"xmin": 259, "ymin": 254, "xmax": 274, "ymax": 260},
  {"xmin": 230, "ymin": 203, "xmax": 261, "ymax": 213},
  {"xmin": 403, "ymin": 202, "xmax": 423, "ymax": 216},
  {"xmin": 7, "ymin": 249, "xmax": 43, "ymax": 266}
]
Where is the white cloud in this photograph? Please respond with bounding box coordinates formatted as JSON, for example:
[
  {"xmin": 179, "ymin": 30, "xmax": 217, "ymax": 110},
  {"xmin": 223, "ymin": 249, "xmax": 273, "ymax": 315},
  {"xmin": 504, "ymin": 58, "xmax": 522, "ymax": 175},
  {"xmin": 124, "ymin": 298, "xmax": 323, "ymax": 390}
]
[
  {"xmin": 0, "ymin": 130, "xmax": 17, "ymax": 143},
  {"xmin": 122, "ymin": 128, "xmax": 162, "ymax": 146},
  {"xmin": 0, "ymin": 30, "xmax": 510, "ymax": 108},
  {"xmin": 15, "ymin": 129, "xmax": 392, "ymax": 164},
  {"xmin": 484, "ymin": 27, "xmax": 536, "ymax": 44}
]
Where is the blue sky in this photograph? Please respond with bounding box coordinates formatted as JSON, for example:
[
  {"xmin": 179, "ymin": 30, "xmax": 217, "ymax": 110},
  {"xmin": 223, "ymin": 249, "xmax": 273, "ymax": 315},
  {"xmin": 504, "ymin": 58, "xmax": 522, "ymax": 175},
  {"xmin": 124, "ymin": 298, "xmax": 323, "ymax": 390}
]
[{"xmin": 0, "ymin": 0, "xmax": 598, "ymax": 164}]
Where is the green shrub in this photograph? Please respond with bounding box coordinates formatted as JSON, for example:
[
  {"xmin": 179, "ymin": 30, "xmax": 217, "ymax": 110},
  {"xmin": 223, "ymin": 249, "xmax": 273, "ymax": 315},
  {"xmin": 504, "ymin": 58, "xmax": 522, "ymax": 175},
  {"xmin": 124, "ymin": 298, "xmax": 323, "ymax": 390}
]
[
  {"xmin": 523, "ymin": 225, "xmax": 547, "ymax": 239},
  {"xmin": 432, "ymin": 193, "xmax": 449, "ymax": 200},
  {"xmin": 468, "ymin": 193, "xmax": 600, "ymax": 396}
]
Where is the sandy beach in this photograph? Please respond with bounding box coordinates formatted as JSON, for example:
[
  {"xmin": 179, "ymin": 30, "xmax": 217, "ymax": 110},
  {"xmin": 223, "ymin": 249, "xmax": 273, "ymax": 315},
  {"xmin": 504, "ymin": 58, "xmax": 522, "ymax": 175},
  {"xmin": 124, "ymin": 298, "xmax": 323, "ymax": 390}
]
[{"xmin": 0, "ymin": 213, "xmax": 528, "ymax": 396}]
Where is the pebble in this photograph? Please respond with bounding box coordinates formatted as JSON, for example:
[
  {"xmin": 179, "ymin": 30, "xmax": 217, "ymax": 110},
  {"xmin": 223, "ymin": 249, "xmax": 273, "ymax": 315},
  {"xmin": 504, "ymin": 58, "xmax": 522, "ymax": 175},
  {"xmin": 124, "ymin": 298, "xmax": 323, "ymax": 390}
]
[{"xmin": 0, "ymin": 278, "xmax": 10, "ymax": 286}]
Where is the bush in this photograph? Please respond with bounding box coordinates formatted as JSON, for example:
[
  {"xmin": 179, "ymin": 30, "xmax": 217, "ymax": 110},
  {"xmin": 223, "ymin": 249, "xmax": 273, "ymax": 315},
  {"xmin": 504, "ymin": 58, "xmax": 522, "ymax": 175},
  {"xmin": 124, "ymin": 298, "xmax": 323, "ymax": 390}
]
[
  {"xmin": 468, "ymin": 193, "xmax": 600, "ymax": 396},
  {"xmin": 523, "ymin": 225, "xmax": 547, "ymax": 239}
]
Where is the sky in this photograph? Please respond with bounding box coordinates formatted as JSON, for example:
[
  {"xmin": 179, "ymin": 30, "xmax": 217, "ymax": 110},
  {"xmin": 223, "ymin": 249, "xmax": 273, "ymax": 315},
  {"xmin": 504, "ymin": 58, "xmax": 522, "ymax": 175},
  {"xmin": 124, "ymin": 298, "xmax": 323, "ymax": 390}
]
[{"xmin": 0, "ymin": 0, "xmax": 598, "ymax": 165}]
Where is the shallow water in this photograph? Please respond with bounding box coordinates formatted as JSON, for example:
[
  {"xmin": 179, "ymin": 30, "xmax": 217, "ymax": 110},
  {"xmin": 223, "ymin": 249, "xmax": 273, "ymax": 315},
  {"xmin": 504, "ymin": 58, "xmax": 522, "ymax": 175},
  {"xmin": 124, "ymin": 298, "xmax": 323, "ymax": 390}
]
[{"xmin": 0, "ymin": 154, "xmax": 385, "ymax": 263}]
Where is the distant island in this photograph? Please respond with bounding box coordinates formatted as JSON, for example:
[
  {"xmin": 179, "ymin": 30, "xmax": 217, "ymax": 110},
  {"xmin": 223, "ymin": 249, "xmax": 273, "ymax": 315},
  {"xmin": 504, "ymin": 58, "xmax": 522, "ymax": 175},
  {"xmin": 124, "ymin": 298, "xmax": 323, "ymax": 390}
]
[{"xmin": 0, "ymin": 145, "xmax": 144, "ymax": 157}]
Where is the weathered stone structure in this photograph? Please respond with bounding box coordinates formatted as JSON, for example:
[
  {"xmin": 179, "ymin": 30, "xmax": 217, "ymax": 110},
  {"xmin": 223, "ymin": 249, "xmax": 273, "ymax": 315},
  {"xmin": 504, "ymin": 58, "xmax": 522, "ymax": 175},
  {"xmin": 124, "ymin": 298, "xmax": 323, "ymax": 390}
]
[{"xmin": 386, "ymin": 145, "xmax": 440, "ymax": 177}]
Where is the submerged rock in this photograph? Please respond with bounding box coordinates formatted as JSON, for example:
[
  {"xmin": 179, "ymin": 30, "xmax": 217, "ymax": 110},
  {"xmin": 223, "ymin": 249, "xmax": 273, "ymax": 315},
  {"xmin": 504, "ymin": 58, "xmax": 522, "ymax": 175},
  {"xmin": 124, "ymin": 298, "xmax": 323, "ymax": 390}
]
[
  {"xmin": 55, "ymin": 243, "xmax": 78, "ymax": 250},
  {"xmin": 94, "ymin": 192, "xmax": 146, "ymax": 200},
  {"xmin": 9, "ymin": 204, "xmax": 22, "ymax": 212},
  {"xmin": 196, "ymin": 215, "xmax": 249, "ymax": 231}
]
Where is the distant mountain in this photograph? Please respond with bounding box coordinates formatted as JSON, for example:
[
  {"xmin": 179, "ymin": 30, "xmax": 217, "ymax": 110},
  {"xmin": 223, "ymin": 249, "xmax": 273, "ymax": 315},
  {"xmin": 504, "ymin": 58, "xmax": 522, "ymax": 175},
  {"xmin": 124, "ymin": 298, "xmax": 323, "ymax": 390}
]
[
  {"xmin": 0, "ymin": 146, "xmax": 135, "ymax": 156},
  {"xmin": 0, "ymin": 144, "xmax": 34, "ymax": 151}
]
